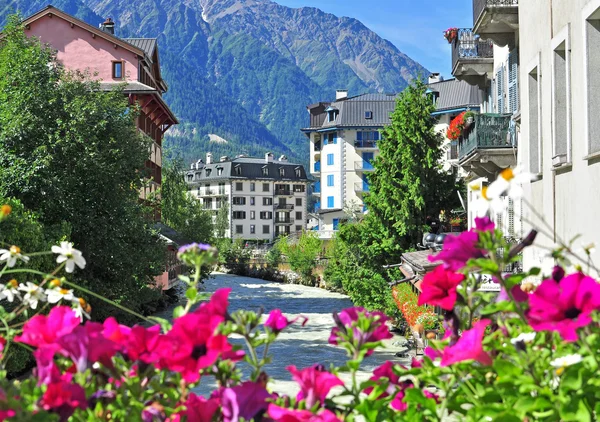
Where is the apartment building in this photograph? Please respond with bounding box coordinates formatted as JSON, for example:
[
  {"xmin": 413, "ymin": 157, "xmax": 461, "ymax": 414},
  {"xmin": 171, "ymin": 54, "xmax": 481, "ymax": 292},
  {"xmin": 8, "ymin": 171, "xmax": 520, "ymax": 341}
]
[
  {"xmin": 186, "ymin": 153, "xmax": 309, "ymax": 241},
  {"xmin": 447, "ymin": 1, "xmax": 521, "ymax": 238},
  {"xmin": 519, "ymin": 0, "xmax": 600, "ymax": 271}
]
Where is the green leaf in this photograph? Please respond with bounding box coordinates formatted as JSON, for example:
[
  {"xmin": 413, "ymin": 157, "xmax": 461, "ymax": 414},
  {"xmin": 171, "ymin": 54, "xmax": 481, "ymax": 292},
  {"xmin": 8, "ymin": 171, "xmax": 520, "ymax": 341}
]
[
  {"xmin": 480, "ymin": 300, "xmax": 515, "ymax": 315},
  {"xmin": 559, "ymin": 397, "xmax": 591, "ymax": 422},
  {"xmin": 186, "ymin": 287, "xmax": 198, "ymax": 301},
  {"xmin": 560, "ymin": 366, "xmax": 583, "ymax": 391},
  {"xmin": 173, "ymin": 306, "xmax": 186, "ymax": 318}
]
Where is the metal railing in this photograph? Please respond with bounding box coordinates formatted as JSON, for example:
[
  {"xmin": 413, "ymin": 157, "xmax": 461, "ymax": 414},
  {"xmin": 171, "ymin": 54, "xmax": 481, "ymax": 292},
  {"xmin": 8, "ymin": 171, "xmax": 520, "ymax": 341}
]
[
  {"xmin": 275, "ymin": 217, "xmax": 295, "ymax": 224},
  {"xmin": 275, "ymin": 189, "xmax": 292, "ymax": 196},
  {"xmin": 458, "ymin": 114, "xmax": 514, "ymax": 160},
  {"xmin": 354, "ymin": 182, "xmax": 370, "ymax": 193},
  {"xmin": 355, "ymin": 140, "xmax": 378, "ymax": 149},
  {"xmin": 451, "ymin": 28, "xmax": 494, "ymax": 70},
  {"xmin": 274, "ymin": 204, "xmax": 294, "ymax": 210},
  {"xmin": 354, "ymin": 161, "xmax": 375, "ymax": 171},
  {"xmin": 474, "ymin": 0, "xmax": 518, "ymax": 28}
]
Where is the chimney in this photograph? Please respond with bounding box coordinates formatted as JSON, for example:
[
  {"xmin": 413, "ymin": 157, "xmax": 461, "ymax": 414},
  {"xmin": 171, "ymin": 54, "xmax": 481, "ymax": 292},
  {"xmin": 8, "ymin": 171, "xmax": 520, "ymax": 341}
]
[
  {"xmin": 336, "ymin": 89, "xmax": 348, "ymax": 100},
  {"xmin": 220, "ymin": 156, "xmax": 229, "ymax": 162},
  {"xmin": 99, "ymin": 17, "xmax": 115, "ymax": 35},
  {"xmin": 195, "ymin": 159, "xmax": 203, "ymax": 170},
  {"xmin": 428, "ymin": 73, "xmax": 444, "ymax": 84},
  {"xmin": 206, "ymin": 153, "xmax": 213, "ymax": 165},
  {"xmin": 265, "ymin": 152, "xmax": 274, "ymax": 163},
  {"xmin": 278, "ymin": 155, "xmax": 288, "ymax": 162}
]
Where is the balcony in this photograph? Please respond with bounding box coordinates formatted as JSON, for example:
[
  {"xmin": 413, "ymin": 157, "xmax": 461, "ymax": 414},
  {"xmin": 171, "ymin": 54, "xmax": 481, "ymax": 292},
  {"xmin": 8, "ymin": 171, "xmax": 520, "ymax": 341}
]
[
  {"xmin": 451, "ymin": 29, "xmax": 494, "ymax": 88},
  {"xmin": 354, "ymin": 161, "xmax": 375, "ymax": 172},
  {"xmin": 275, "ymin": 189, "xmax": 292, "ymax": 196},
  {"xmin": 313, "ymin": 162, "xmax": 321, "ymax": 173},
  {"xmin": 275, "ymin": 204, "xmax": 294, "ymax": 211},
  {"xmin": 473, "ymin": 0, "xmax": 519, "ymax": 47},
  {"xmin": 313, "ymin": 181, "xmax": 321, "ymax": 194},
  {"xmin": 354, "ymin": 140, "xmax": 378, "ymax": 150},
  {"xmin": 354, "ymin": 182, "xmax": 370, "ymax": 194},
  {"xmin": 314, "ymin": 142, "xmax": 322, "ymax": 152},
  {"xmin": 458, "ymin": 113, "xmax": 517, "ymax": 177},
  {"xmin": 275, "ymin": 217, "xmax": 295, "ymax": 225}
]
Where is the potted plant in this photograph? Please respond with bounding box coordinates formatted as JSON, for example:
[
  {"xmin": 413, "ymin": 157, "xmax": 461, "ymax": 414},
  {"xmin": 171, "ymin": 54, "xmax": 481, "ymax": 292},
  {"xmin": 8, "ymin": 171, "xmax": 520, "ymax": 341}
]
[
  {"xmin": 449, "ymin": 216, "xmax": 463, "ymax": 227},
  {"xmin": 446, "ymin": 111, "xmax": 466, "ymax": 140},
  {"xmin": 416, "ymin": 312, "xmax": 439, "ymax": 338},
  {"xmin": 443, "ymin": 27, "xmax": 458, "ymax": 44}
]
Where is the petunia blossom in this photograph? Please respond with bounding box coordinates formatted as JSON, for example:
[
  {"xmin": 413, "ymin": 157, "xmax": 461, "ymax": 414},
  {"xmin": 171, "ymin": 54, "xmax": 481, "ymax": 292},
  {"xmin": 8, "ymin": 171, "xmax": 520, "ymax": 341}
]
[
  {"xmin": 15, "ymin": 306, "xmax": 80, "ymax": 348},
  {"xmin": 264, "ymin": 309, "xmax": 308, "ymax": 333},
  {"xmin": 40, "ymin": 376, "xmax": 87, "ymax": 421},
  {"xmin": 526, "ymin": 272, "xmax": 600, "ymax": 342},
  {"xmin": 496, "ymin": 284, "xmax": 529, "ymax": 303},
  {"xmin": 363, "ymin": 361, "xmax": 402, "ymax": 398},
  {"xmin": 34, "ymin": 346, "xmax": 61, "ymax": 385},
  {"xmin": 288, "ymin": 365, "xmax": 344, "ymax": 408},
  {"xmin": 428, "ymin": 231, "xmax": 485, "ymax": 271},
  {"xmin": 0, "ymin": 410, "xmax": 15, "ymax": 421},
  {"xmin": 179, "ymin": 393, "xmax": 219, "ymax": 422},
  {"xmin": 418, "ymin": 265, "xmax": 465, "ymax": 310},
  {"xmin": 220, "ymin": 381, "xmax": 273, "ymax": 422},
  {"xmin": 329, "ymin": 307, "xmax": 392, "ymax": 356},
  {"xmin": 58, "ymin": 323, "xmax": 120, "ymax": 372},
  {"xmin": 194, "ymin": 287, "xmax": 231, "ymax": 318},
  {"xmin": 474, "ymin": 216, "xmax": 495, "ymax": 232},
  {"xmin": 267, "ymin": 405, "xmax": 342, "ymax": 422},
  {"xmin": 440, "ymin": 319, "xmax": 492, "ymax": 367}
]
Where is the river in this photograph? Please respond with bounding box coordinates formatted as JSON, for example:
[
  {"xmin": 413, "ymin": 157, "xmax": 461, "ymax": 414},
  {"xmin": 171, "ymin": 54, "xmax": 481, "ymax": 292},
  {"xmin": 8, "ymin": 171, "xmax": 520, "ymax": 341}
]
[{"xmin": 155, "ymin": 272, "xmax": 409, "ymax": 397}]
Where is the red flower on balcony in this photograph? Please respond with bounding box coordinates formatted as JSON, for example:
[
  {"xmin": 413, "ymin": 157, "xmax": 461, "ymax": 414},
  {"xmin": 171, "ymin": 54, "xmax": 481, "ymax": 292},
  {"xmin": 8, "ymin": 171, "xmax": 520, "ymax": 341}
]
[
  {"xmin": 446, "ymin": 111, "xmax": 466, "ymax": 140},
  {"xmin": 443, "ymin": 27, "xmax": 458, "ymax": 44}
]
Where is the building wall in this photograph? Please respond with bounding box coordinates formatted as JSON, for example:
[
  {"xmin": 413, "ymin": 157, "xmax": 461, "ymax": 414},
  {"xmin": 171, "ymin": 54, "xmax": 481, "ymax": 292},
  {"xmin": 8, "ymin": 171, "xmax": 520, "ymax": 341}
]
[
  {"xmin": 520, "ymin": 0, "xmax": 600, "ymax": 271},
  {"xmin": 27, "ymin": 15, "xmax": 140, "ymax": 82}
]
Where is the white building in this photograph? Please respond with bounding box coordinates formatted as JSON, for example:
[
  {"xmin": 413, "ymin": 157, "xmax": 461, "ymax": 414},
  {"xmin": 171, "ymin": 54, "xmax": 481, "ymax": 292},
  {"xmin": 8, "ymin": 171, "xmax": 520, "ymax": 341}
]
[
  {"xmin": 185, "ymin": 153, "xmax": 309, "ymax": 242},
  {"xmin": 519, "ymin": 0, "xmax": 600, "ymax": 271}
]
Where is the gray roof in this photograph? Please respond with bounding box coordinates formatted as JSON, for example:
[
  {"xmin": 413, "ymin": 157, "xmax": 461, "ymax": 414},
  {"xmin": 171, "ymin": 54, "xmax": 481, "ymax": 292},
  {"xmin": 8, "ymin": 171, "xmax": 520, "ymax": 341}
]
[
  {"xmin": 152, "ymin": 223, "xmax": 191, "ymax": 246},
  {"xmin": 123, "ymin": 38, "xmax": 157, "ymax": 62},
  {"xmin": 99, "ymin": 81, "xmax": 157, "ymax": 93},
  {"xmin": 428, "ymin": 78, "xmax": 483, "ymax": 112},
  {"xmin": 185, "ymin": 156, "xmax": 309, "ymax": 184}
]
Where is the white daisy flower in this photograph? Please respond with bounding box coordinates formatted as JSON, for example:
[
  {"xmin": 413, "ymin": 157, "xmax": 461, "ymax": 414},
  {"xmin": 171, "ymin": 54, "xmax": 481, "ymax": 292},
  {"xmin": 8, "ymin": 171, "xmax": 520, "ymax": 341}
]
[
  {"xmin": 550, "ymin": 354, "xmax": 583, "ymax": 376},
  {"xmin": 0, "ymin": 279, "xmax": 20, "ymax": 302},
  {"xmin": 470, "ymin": 184, "xmax": 506, "ymax": 217},
  {"xmin": 487, "ymin": 166, "xmax": 536, "ymax": 200},
  {"xmin": 72, "ymin": 297, "xmax": 91, "ymax": 321},
  {"xmin": 0, "ymin": 245, "xmax": 30, "ymax": 268},
  {"xmin": 51, "ymin": 242, "xmax": 86, "ymax": 273},
  {"xmin": 45, "ymin": 287, "xmax": 75, "ymax": 304},
  {"xmin": 510, "ymin": 332, "xmax": 536, "ymax": 345},
  {"xmin": 18, "ymin": 282, "xmax": 47, "ymax": 309}
]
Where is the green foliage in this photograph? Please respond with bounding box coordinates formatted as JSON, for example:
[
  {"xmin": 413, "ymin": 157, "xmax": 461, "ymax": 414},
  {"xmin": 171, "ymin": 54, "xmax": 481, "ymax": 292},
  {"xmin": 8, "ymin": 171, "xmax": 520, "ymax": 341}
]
[
  {"xmin": 161, "ymin": 159, "xmax": 213, "ymax": 243},
  {"xmin": 214, "ymin": 199, "xmax": 230, "ymax": 240},
  {"xmin": 265, "ymin": 239, "xmax": 283, "ymax": 268},
  {"xmin": 0, "ymin": 18, "xmax": 164, "ymax": 323},
  {"xmin": 219, "ymin": 239, "xmax": 251, "ymax": 275},
  {"xmin": 279, "ymin": 231, "xmax": 321, "ymax": 285}
]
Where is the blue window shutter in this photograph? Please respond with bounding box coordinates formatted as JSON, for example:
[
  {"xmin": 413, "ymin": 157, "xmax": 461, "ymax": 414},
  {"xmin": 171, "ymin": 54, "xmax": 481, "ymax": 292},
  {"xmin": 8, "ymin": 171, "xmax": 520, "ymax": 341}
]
[
  {"xmin": 375, "ymin": 131, "xmax": 380, "ymax": 141},
  {"xmin": 497, "ymin": 66, "xmax": 505, "ymax": 113},
  {"xmin": 357, "ymin": 131, "xmax": 362, "ymax": 141},
  {"xmin": 327, "ymin": 175, "xmax": 334, "ymax": 186},
  {"xmin": 327, "ymin": 154, "xmax": 334, "ymax": 166},
  {"xmin": 327, "ymin": 196, "xmax": 334, "ymax": 208},
  {"xmin": 508, "ymin": 49, "xmax": 519, "ymax": 114},
  {"xmin": 333, "ymin": 219, "xmax": 340, "ymax": 230},
  {"xmin": 333, "ymin": 132, "xmax": 338, "ymax": 144}
]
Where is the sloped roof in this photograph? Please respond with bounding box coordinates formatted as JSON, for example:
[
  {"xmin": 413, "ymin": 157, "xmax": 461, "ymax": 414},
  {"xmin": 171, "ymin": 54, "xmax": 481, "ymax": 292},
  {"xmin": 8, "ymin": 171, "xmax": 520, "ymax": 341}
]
[
  {"xmin": 428, "ymin": 78, "xmax": 483, "ymax": 112},
  {"xmin": 317, "ymin": 93, "xmax": 398, "ymax": 129},
  {"xmin": 153, "ymin": 223, "xmax": 191, "ymax": 247},
  {"xmin": 123, "ymin": 38, "xmax": 157, "ymax": 63}
]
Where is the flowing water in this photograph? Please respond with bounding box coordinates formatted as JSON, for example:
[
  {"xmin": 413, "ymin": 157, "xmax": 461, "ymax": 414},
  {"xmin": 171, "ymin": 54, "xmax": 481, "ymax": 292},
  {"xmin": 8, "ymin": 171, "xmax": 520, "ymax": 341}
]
[{"xmin": 155, "ymin": 272, "xmax": 410, "ymax": 397}]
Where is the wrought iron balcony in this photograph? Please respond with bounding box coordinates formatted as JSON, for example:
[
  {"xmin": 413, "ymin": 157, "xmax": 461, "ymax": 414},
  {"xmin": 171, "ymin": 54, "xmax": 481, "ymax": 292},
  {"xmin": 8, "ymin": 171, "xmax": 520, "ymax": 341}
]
[
  {"xmin": 473, "ymin": 0, "xmax": 519, "ymax": 46},
  {"xmin": 451, "ymin": 29, "xmax": 494, "ymax": 87},
  {"xmin": 354, "ymin": 140, "xmax": 378, "ymax": 149},
  {"xmin": 275, "ymin": 217, "xmax": 295, "ymax": 224},
  {"xmin": 458, "ymin": 114, "xmax": 517, "ymax": 176},
  {"xmin": 275, "ymin": 189, "xmax": 292, "ymax": 196},
  {"xmin": 354, "ymin": 161, "xmax": 375, "ymax": 172},
  {"xmin": 275, "ymin": 204, "xmax": 294, "ymax": 211}
]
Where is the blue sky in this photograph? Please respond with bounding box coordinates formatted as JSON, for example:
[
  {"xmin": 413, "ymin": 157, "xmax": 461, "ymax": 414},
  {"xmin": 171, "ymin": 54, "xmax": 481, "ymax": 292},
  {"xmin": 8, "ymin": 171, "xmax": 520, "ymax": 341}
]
[{"xmin": 276, "ymin": 0, "xmax": 473, "ymax": 78}]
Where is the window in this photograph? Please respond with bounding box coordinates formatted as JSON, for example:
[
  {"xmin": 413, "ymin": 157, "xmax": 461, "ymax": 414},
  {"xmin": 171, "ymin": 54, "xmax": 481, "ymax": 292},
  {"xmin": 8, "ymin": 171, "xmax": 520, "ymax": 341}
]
[
  {"xmin": 232, "ymin": 211, "xmax": 246, "ymax": 219},
  {"xmin": 250, "ymin": 225, "xmax": 256, "ymax": 234},
  {"xmin": 235, "ymin": 225, "xmax": 243, "ymax": 234},
  {"xmin": 219, "ymin": 183, "xmax": 226, "ymax": 195},
  {"xmin": 216, "ymin": 198, "xmax": 223, "ymax": 209},
  {"xmin": 529, "ymin": 64, "xmax": 542, "ymax": 173},
  {"xmin": 262, "ymin": 183, "xmax": 270, "ymax": 192},
  {"xmin": 279, "ymin": 168, "xmax": 285, "ymax": 177},
  {"xmin": 327, "ymin": 196, "xmax": 334, "ymax": 208},
  {"xmin": 235, "ymin": 182, "xmax": 243, "ymax": 191},
  {"xmin": 585, "ymin": 8, "xmax": 600, "ymax": 154},
  {"xmin": 205, "ymin": 168, "xmax": 212, "ymax": 177},
  {"xmin": 296, "ymin": 198, "xmax": 302, "ymax": 206},
  {"xmin": 327, "ymin": 154, "xmax": 334, "ymax": 166},
  {"xmin": 508, "ymin": 49, "xmax": 520, "ymax": 115},
  {"xmin": 293, "ymin": 184, "xmax": 305, "ymax": 192},
  {"xmin": 262, "ymin": 166, "xmax": 269, "ymax": 176},
  {"xmin": 250, "ymin": 182, "xmax": 255, "ymax": 192},
  {"xmin": 324, "ymin": 132, "xmax": 337, "ymax": 145},
  {"xmin": 234, "ymin": 165, "xmax": 241, "ymax": 176},
  {"xmin": 552, "ymin": 28, "xmax": 570, "ymax": 164},
  {"xmin": 232, "ymin": 197, "xmax": 246, "ymax": 205},
  {"xmin": 295, "ymin": 225, "xmax": 302, "ymax": 232},
  {"xmin": 250, "ymin": 211, "xmax": 255, "ymax": 219},
  {"xmin": 365, "ymin": 111, "xmax": 373, "ymax": 119},
  {"xmin": 250, "ymin": 197, "xmax": 255, "ymax": 206},
  {"xmin": 496, "ymin": 65, "xmax": 505, "ymax": 113},
  {"xmin": 279, "ymin": 198, "xmax": 287, "ymax": 206},
  {"xmin": 112, "ymin": 61, "xmax": 123, "ymax": 79},
  {"xmin": 327, "ymin": 175, "xmax": 334, "ymax": 186},
  {"xmin": 203, "ymin": 198, "xmax": 212, "ymax": 209},
  {"xmin": 263, "ymin": 197, "xmax": 273, "ymax": 206},
  {"xmin": 357, "ymin": 131, "xmax": 380, "ymax": 141},
  {"xmin": 204, "ymin": 183, "xmax": 211, "ymax": 195},
  {"xmin": 295, "ymin": 211, "xmax": 302, "ymax": 220},
  {"xmin": 263, "ymin": 225, "xmax": 270, "ymax": 234},
  {"xmin": 295, "ymin": 168, "xmax": 301, "ymax": 178},
  {"xmin": 217, "ymin": 167, "xmax": 223, "ymax": 176},
  {"xmin": 187, "ymin": 174, "xmax": 193, "ymax": 182},
  {"xmin": 260, "ymin": 211, "xmax": 273, "ymax": 219}
]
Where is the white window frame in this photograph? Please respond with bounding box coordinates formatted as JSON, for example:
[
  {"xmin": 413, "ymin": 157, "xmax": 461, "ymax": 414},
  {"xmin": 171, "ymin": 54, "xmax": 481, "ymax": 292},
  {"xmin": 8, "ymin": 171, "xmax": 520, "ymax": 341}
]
[
  {"xmin": 583, "ymin": 0, "xmax": 600, "ymax": 157},
  {"xmin": 526, "ymin": 52, "xmax": 543, "ymax": 175},
  {"xmin": 551, "ymin": 23, "xmax": 572, "ymax": 165}
]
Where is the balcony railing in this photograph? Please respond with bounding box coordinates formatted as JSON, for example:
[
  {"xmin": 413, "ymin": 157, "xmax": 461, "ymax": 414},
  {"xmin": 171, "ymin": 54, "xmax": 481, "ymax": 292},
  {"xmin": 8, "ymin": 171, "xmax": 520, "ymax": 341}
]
[
  {"xmin": 354, "ymin": 161, "xmax": 375, "ymax": 172},
  {"xmin": 275, "ymin": 217, "xmax": 295, "ymax": 224},
  {"xmin": 275, "ymin": 189, "xmax": 292, "ymax": 196},
  {"xmin": 354, "ymin": 182, "xmax": 370, "ymax": 193},
  {"xmin": 313, "ymin": 182, "xmax": 321, "ymax": 194},
  {"xmin": 314, "ymin": 142, "xmax": 322, "ymax": 152},
  {"xmin": 473, "ymin": 0, "xmax": 519, "ymax": 32},
  {"xmin": 458, "ymin": 114, "xmax": 514, "ymax": 161},
  {"xmin": 451, "ymin": 28, "xmax": 494, "ymax": 72},
  {"xmin": 314, "ymin": 162, "xmax": 321, "ymax": 172},
  {"xmin": 275, "ymin": 204, "xmax": 294, "ymax": 211},
  {"xmin": 354, "ymin": 140, "xmax": 378, "ymax": 149}
]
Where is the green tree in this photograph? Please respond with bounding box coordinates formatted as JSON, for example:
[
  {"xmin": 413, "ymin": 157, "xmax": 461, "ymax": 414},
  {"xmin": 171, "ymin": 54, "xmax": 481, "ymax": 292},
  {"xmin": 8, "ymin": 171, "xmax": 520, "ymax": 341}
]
[
  {"xmin": 0, "ymin": 17, "xmax": 164, "ymax": 322},
  {"xmin": 365, "ymin": 79, "xmax": 461, "ymax": 255},
  {"xmin": 214, "ymin": 199, "xmax": 229, "ymax": 240},
  {"xmin": 161, "ymin": 159, "xmax": 213, "ymax": 243},
  {"xmin": 279, "ymin": 231, "xmax": 321, "ymax": 285}
]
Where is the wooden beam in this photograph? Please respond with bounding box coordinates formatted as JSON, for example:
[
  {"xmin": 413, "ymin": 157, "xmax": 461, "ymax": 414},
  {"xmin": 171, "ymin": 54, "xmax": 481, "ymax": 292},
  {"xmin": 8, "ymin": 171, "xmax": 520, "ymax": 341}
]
[
  {"xmin": 151, "ymin": 111, "xmax": 166, "ymax": 125},
  {"xmin": 139, "ymin": 97, "xmax": 155, "ymax": 109}
]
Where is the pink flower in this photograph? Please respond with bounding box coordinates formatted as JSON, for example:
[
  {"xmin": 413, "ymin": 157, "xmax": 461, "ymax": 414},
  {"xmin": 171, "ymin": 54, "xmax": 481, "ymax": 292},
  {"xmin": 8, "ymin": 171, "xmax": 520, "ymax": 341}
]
[
  {"xmin": 15, "ymin": 306, "xmax": 80, "ymax": 348},
  {"xmin": 41, "ymin": 376, "xmax": 87, "ymax": 421},
  {"xmin": 0, "ymin": 337, "xmax": 5, "ymax": 360},
  {"xmin": 496, "ymin": 284, "xmax": 529, "ymax": 303},
  {"xmin": 424, "ymin": 346, "xmax": 442, "ymax": 362},
  {"xmin": 441, "ymin": 319, "xmax": 492, "ymax": 367},
  {"xmin": 264, "ymin": 309, "xmax": 308, "ymax": 333},
  {"xmin": 195, "ymin": 288, "xmax": 231, "ymax": 318},
  {"xmin": 0, "ymin": 410, "xmax": 15, "ymax": 421},
  {"xmin": 474, "ymin": 216, "xmax": 495, "ymax": 232},
  {"xmin": 329, "ymin": 307, "xmax": 392, "ymax": 356},
  {"xmin": 418, "ymin": 266, "xmax": 465, "ymax": 310},
  {"xmin": 179, "ymin": 393, "xmax": 219, "ymax": 422},
  {"xmin": 428, "ymin": 231, "xmax": 485, "ymax": 271},
  {"xmin": 527, "ymin": 272, "xmax": 600, "ymax": 341},
  {"xmin": 267, "ymin": 405, "xmax": 342, "ymax": 422},
  {"xmin": 104, "ymin": 319, "xmax": 161, "ymax": 364},
  {"xmin": 102, "ymin": 317, "xmax": 131, "ymax": 345},
  {"xmin": 363, "ymin": 361, "xmax": 401, "ymax": 397},
  {"xmin": 34, "ymin": 346, "xmax": 61, "ymax": 385},
  {"xmin": 390, "ymin": 390, "xmax": 408, "ymax": 411},
  {"xmin": 288, "ymin": 365, "xmax": 344, "ymax": 408},
  {"xmin": 58, "ymin": 323, "xmax": 119, "ymax": 372},
  {"xmin": 220, "ymin": 381, "xmax": 273, "ymax": 422}
]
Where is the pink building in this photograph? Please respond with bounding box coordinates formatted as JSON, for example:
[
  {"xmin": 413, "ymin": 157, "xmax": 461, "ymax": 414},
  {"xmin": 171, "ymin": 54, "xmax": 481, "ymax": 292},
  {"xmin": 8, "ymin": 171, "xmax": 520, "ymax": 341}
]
[{"xmin": 23, "ymin": 6, "xmax": 182, "ymax": 290}]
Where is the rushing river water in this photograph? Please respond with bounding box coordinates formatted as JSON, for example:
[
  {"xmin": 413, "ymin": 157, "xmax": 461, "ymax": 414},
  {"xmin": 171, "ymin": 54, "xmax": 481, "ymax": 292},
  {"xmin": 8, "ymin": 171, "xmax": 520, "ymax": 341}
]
[{"xmin": 155, "ymin": 272, "xmax": 409, "ymax": 397}]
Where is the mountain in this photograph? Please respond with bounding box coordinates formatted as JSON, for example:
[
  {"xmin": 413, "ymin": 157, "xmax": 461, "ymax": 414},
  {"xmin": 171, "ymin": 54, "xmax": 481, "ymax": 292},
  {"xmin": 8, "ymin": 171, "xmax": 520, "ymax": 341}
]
[{"xmin": 0, "ymin": 0, "xmax": 429, "ymax": 165}]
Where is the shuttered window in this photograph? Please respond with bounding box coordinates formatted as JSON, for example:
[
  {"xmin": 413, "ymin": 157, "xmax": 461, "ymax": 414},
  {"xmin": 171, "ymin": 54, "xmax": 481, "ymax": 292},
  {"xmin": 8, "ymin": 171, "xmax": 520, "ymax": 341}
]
[
  {"xmin": 496, "ymin": 66, "xmax": 505, "ymax": 113},
  {"xmin": 508, "ymin": 49, "xmax": 519, "ymax": 114}
]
